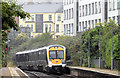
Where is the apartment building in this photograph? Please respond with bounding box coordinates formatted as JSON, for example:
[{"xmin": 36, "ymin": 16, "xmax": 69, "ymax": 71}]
[
  {"xmin": 63, "ymin": 0, "xmax": 79, "ymax": 36},
  {"xmin": 108, "ymin": 0, "xmax": 120, "ymax": 24},
  {"xmin": 78, "ymin": 0, "xmax": 120, "ymax": 32},
  {"xmin": 19, "ymin": 2, "xmax": 64, "ymax": 38}
]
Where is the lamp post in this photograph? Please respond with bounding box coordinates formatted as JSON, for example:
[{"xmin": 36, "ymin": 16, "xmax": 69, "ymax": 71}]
[
  {"xmin": 108, "ymin": 22, "xmax": 113, "ymax": 70},
  {"xmin": 80, "ymin": 31, "xmax": 82, "ymax": 67},
  {"xmin": 88, "ymin": 28, "xmax": 90, "ymax": 68},
  {"xmin": 96, "ymin": 25, "xmax": 101, "ymax": 69}
]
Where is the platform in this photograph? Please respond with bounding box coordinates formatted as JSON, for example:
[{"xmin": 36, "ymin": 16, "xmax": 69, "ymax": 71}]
[
  {"xmin": 0, "ymin": 67, "xmax": 29, "ymax": 78},
  {"xmin": 68, "ymin": 66, "xmax": 120, "ymax": 77}
]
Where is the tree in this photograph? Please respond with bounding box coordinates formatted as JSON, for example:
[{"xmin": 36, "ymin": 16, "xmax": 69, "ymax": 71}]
[{"xmin": 1, "ymin": 1, "xmax": 30, "ymax": 67}]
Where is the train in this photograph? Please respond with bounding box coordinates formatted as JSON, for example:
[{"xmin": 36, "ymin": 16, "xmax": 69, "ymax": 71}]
[{"xmin": 16, "ymin": 45, "xmax": 70, "ymax": 74}]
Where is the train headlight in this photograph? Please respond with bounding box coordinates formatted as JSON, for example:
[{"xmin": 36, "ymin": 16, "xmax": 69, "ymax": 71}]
[
  {"xmin": 62, "ymin": 60, "xmax": 65, "ymax": 64},
  {"xmin": 49, "ymin": 61, "xmax": 52, "ymax": 65}
]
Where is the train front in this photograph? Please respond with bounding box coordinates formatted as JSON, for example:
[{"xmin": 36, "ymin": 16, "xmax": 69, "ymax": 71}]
[{"xmin": 47, "ymin": 45, "xmax": 66, "ymax": 73}]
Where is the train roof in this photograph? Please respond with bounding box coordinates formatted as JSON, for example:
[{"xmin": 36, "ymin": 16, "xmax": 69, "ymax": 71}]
[
  {"xmin": 16, "ymin": 47, "xmax": 47, "ymax": 55},
  {"xmin": 16, "ymin": 44, "xmax": 65, "ymax": 55}
]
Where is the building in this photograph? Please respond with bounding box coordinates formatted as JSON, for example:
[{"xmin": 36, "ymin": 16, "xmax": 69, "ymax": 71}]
[
  {"xmin": 63, "ymin": 0, "xmax": 79, "ymax": 36},
  {"xmin": 19, "ymin": 2, "xmax": 64, "ymax": 38},
  {"xmin": 78, "ymin": 0, "xmax": 120, "ymax": 32},
  {"xmin": 63, "ymin": 0, "xmax": 120, "ymax": 36}
]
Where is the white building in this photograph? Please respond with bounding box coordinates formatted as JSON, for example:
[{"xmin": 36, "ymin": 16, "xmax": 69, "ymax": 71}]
[
  {"xmin": 78, "ymin": 0, "xmax": 120, "ymax": 32},
  {"xmin": 63, "ymin": 0, "xmax": 79, "ymax": 36}
]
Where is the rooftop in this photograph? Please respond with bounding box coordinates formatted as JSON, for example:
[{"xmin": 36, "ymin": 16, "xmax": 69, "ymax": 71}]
[{"xmin": 22, "ymin": 2, "xmax": 63, "ymax": 13}]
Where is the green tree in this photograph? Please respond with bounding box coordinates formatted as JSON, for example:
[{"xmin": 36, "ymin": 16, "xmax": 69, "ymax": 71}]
[{"xmin": 1, "ymin": 1, "xmax": 30, "ymax": 67}]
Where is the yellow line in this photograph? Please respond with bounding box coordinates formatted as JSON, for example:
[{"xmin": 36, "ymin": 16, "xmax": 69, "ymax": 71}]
[{"xmin": 8, "ymin": 67, "xmax": 14, "ymax": 78}]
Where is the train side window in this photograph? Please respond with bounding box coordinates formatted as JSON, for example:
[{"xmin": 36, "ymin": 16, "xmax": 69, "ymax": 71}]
[
  {"xmin": 35, "ymin": 51, "xmax": 37, "ymax": 61},
  {"xmin": 36, "ymin": 51, "xmax": 39, "ymax": 60},
  {"xmin": 34, "ymin": 52, "xmax": 37, "ymax": 61},
  {"xmin": 29, "ymin": 53, "xmax": 32, "ymax": 61},
  {"xmin": 32, "ymin": 52, "xmax": 35, "ymax": 61},
  {"xmin": 43, "ymin": 50, "xmax": 44, "ymax": 54}
]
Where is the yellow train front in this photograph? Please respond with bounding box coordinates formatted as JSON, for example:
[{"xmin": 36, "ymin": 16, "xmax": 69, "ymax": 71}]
[{"xmin": 46, "ymin": 45, "xmax": 66, "ymax": 74}]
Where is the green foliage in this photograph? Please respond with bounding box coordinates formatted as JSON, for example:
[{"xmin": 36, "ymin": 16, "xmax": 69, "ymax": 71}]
[
  {"xmin": 10, "ymin": 33, "xmax": 52, "ymax": 53},
  {"xmin": 50, "ymin": 19, "xmax": 119, "ymax": 68},
  {"xmin": 80, "ymin": 20, "xmax": 119, "ymax": 68},
  {"xmin": 1, "ymin": 1, "xmax": 30, "ymax": 67},
  {"xmin": 2, "ymin": 1, "xmax": 30, "ymax": 30}
]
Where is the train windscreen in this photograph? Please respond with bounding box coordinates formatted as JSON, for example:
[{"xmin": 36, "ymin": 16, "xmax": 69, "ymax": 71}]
[
  {"xmin": 57, "ymin": 50, "xmax": 64, "ymax": 59},
  {"xmin": 49, "ymin": 50, "xmax": 64, "ymax": 59}
]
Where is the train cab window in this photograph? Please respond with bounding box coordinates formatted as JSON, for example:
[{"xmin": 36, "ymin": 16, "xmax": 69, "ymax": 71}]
[
  {"xmin": 49, "ymin": 50, "xmax": 64, "ymax": 59},
  {"xmin": 57, "ymin": 50, "xmax": 64, "ymax": 59},
  {"xmin": 49, "ymin": 51, "xmax": 56, "ymax": 59}
]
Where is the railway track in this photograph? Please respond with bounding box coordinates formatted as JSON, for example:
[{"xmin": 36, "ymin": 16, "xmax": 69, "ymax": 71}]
[{"xmin": 24, "ymin": 70, "xmax": 74, "ymax": 78}]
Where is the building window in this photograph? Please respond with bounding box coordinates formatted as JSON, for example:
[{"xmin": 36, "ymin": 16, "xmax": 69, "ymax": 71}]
[
  {"xmin": 69, "ymin": 0, "xmax": 71, "ymax": 4},
  {"xmin": 89, "ymin": 4, "xmax": 91, "ymax": 15},
  {"xmin": 85, "ymin": 21, "xmax": 87, "ymax": 30},
  {"xmin": 92, "ymin": 3, "xmax": 94, "ymax": 14},
  {"xmin": 80, "ymin": 6, "xmax": 81, "ymax": 17},
  {"xmin": 117, "ymin": 0, "xmax": 120, "ymax": 9},
  {"xmin": 49, "ymin": 24, "xmax": 51, "ymax": 32},
  {"xmin": 72, "ymin": 0, "xmax": 73, "ymax": 3},
  {"xmin": 49, "ymin": 15, "xmax": 52, "ymax": 21},
  {"xmin": 69, "ymin": 9, "xmax": 71, "ymax": 19},
  {"xmin": 68, "ymin": 24, "xmax": 71, "ymax": 34},
  {"xmin": 56, "ymin": 24, "xmax": 59, "ymax": 33},
  {"xmin": 99, "ymin": 19, "xmax": 101, "ymax": 23},
  {"xmin": 71, "ymin": 23, "xmax": 73, "ymax": 34},
  {"xmin": 113, "ymin": 0, "xmax": 115, "ymax": 10},
  {"xmin": 67, "ymin": 10, "xmax": 68, "ymax": 19},
  {"xmin": 85, "ymin": 5, "xmax": 88, "ymax": 16},
  {"xmin": 66, "ymin": 24, "xmax": 68, "ymax": 34},
  {"xmin": 31, "ymin": 24, "xmax": 33, "ymax": 32},
  {"xmin": 95, "ymin": 2, "xmax": 97, "ymax": 14},
  {"xmin": 82, "ymin": 22, "xmax": 84, "ymax": 31},
  {"xmin": 99, "ymin": 1, "xmax": 101, "ymax": 13},
  {"xmin": 88, "ymin": 20, "xmax": 90, "ymax": 29},
  {"xmin": 57, "ymin": 15, "xmax": 61, "ymax": 21},
  {"xmin": 64, "ymin": 0, "xmax": 66, "ymax": 5},
  {"xmin": 64, "ymin": 10, "xmax": 66, "ymax": 20},
  {"xmin": 72, "ymin": 8, "xmax": 73, "ymax": 18},
  {"xmin": 92, "ymin": 20, "xmax": 94, "ymax": 28},
  {"xmin": 79, "ymin": 22, "xmax": 81, "ymax": 32},
  {"xmin": 64, "ymin": 25, "xmax": 66, "ymax": 34},
  {"xmin": 95, "ymin": 19, "xmax": 97, "ymax": 24},
  {"xmin": 67, "ymin": 0, "xmax": 68, "ymax": 4},
  {"xmin": 109, "ymin": 0, "xmax": 112, "ymax": 11},
  {"xmin": 82, "ymin": 5, "xmax": 84, "ymax": 16},
  {"xmin": 45, "ymin": 24, "xmax": 48, "ymax": 33},
  {"xmin": 31, "ymin": 15, "xmax": 34, "ymax": 21}
]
